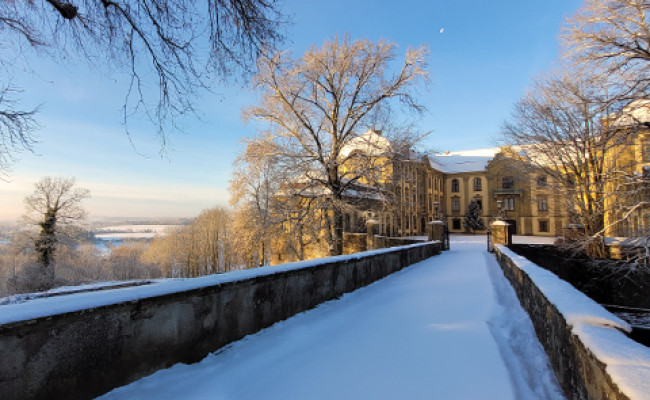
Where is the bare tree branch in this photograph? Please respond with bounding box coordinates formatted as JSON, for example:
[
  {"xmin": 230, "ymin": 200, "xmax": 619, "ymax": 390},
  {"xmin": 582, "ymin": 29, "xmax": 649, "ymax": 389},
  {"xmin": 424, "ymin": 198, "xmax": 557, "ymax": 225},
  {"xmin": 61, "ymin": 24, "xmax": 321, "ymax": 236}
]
[{"xmin": 0, "ymin": 0, "xmax": 285, "ymax": 172}]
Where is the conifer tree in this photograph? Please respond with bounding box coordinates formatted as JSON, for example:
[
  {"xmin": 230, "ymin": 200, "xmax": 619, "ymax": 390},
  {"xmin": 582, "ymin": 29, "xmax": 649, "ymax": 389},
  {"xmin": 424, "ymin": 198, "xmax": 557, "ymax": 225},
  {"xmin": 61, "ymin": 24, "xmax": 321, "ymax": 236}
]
[{"xmin": 463, "ymin": 199, "xmax": 485, "ymax": 234}]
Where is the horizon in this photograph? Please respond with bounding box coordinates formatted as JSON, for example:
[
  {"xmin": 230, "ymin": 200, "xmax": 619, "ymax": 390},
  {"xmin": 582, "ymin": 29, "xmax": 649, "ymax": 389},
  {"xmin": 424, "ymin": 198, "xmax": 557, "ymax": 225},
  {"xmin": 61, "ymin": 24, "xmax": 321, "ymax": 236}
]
[{"xmin": 0, "ymin": 0, "xmax": 584, "ymax": 222}]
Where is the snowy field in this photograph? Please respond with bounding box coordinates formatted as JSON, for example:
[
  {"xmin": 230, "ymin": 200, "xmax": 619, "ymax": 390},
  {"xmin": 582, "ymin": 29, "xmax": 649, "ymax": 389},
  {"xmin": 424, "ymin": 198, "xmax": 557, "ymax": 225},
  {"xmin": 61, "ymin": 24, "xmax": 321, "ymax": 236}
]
[
  {"xmin": 100, "ymin": 236, "xmax": 565, "ymax": 400},
  {"xmin": 93, "ymin": 224, "xmax": 182, "ymax": 240}
]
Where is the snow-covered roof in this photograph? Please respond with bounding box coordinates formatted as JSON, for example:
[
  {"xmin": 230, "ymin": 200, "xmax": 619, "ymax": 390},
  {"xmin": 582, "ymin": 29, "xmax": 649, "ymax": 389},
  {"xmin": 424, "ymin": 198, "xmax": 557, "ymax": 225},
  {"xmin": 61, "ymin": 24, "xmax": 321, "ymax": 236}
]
[
  {"xmin": 430, "ymin": 155, "xmax": 494, "ymax": 173},
  {"xmin": 611, "ymin": 99, "xmax": 650, "ymax": 127},
  {"xmin": 340, "ymin": 129, "xmax": 392, "ymax": 159},
  {"xmin": 440, "ymin": 148, "xmax": 501, "ymax": 157}
]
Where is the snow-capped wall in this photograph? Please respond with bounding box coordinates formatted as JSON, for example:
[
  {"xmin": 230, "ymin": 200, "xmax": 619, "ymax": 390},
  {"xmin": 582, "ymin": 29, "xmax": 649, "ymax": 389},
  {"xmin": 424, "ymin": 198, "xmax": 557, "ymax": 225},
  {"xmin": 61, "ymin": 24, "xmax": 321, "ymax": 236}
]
[
  {"xmin": 494, "ymin": 245, "xmax": 650, "ymax": 400},
  {"xmin": 0, "ymin": 242, "xmax": 441, "ymax": 400}
]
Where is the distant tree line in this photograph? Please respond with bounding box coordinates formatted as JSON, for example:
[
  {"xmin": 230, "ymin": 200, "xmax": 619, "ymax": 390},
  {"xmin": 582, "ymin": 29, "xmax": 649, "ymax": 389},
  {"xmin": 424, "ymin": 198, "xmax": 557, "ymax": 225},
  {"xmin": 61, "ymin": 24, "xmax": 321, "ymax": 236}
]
[{"xmin": 0, "ymin": 203, "xmax": 264, "ymax": 297}]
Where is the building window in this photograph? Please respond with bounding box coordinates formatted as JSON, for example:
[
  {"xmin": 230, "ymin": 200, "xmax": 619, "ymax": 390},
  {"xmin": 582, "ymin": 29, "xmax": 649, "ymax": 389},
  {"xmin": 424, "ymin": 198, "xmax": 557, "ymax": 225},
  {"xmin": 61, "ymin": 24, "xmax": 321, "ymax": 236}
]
[
  {"xmin": 502, "ymin": 176, "xmax": 514, "ymax": 189},
  {"xmin": 452, "ymin": 218, "xmax": 461, "ymax": 230},
  {"xmin": 452, "ymin": 198, "xmax": 460, "ymax": 212},
  {"xmin": 503, "ymin": 198, "xmax": 515, "ymax": 211},
  {"xmin": 451, "ymin": 179, "xmax": 459, "ymax": 192},
  {"xmin": 475, "ymin": 199, "xmax": 483, "ymax": 210},
  {"xmin": 538, "ymin": 198, "xmax": 548, "ymax": 211},
  {"xmin": 537, "ymin": 175, "xmax": 548, "ymax": 187},
  {"xmin": 473, "ymin": 177, "xmax": 482, "ymax": 191},
  {"xmin": 539, "ymin": 220, "xmax": 549, "ymax": 233}
]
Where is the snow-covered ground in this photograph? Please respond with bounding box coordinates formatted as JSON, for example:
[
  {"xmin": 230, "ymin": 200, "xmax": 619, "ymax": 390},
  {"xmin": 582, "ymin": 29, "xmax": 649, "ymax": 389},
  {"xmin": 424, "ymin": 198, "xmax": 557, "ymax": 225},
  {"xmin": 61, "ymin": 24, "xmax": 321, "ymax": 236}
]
[
  {"xmin": 93, "ymin": 224, "xmax": 182, "ymax": 240},
  {"xmin": 99, "ymin": 236, "xmax": 565, "ymax": 400}
]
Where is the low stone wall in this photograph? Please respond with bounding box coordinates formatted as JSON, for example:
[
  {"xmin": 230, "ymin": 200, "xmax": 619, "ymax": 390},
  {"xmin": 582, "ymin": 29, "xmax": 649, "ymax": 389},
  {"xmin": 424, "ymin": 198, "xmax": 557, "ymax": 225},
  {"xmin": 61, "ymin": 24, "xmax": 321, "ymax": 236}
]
[
  {"xmin": 341, "ymin": 233, "xmax": 428, "ymax": 255},
  {"xmin": 374, "ymin": 235, "xmax": 427, "ymax": 249},
  {"xmin": 0, "ymin": 242, "xmax": 440, "ymax": 400},
  {"xmin": 494, "ymin": 245, "xmax": 650, "ymax": 400}
]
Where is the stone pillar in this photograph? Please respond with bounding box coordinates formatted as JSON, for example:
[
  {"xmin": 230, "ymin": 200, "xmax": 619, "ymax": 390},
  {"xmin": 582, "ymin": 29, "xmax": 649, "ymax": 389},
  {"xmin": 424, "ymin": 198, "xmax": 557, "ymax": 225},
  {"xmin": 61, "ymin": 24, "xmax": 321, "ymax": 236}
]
[
  {"xmin": 366, "ymin": 218, "xmax": 378, "ymax": 250},
  {"xmin": 428, "ymin": 220, "xmax": 445, "ymax": 242},
  {"xmin": 490, "ymin": 220, "xmax": 511, "ymax": 246}
]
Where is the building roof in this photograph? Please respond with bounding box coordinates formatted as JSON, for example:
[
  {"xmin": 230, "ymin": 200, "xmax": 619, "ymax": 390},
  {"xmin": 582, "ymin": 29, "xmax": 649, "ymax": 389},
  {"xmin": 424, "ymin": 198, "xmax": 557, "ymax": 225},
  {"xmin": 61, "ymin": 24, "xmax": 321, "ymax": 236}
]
[
  {"xmin": 430, "ymin": 154, "xmax": 495, "ymax": 173},
  {"xmin": 339, "ymin": 129, "xmax": 392, "ymax": 160},
  {"xmin": 611, "ymin": 99, "xmax": 650, "ymax": 127}
]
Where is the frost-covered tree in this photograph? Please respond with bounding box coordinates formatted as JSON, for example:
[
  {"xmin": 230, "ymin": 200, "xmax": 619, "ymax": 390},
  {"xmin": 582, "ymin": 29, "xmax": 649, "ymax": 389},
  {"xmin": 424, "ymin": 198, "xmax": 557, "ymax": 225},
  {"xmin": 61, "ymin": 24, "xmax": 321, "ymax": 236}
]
[
  {"xmin": 463, "ymin": 199, "xmax": 485, "ymax": 234},
  {"xmin": 562, "ymin": 0, "xmax": 650, "ymax": 107},
  {"xmin": 22, "ymin": 176, "xmax": 90, "ymax": 286},
  {"xmin": 230, "ymin": 137, "xmax": 283, "ymax": 266},
  {"xmin": 245, "ymin": 36, "xmax": 429, "ymax": 255}
]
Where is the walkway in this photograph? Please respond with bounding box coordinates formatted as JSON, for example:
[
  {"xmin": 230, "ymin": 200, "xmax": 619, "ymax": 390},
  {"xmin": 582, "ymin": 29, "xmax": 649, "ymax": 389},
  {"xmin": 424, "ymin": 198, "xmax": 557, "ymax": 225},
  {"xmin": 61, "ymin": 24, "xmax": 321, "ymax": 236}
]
[{"xmin": 100, "ymin": 237, "xmax": 565, "ymax": 400}]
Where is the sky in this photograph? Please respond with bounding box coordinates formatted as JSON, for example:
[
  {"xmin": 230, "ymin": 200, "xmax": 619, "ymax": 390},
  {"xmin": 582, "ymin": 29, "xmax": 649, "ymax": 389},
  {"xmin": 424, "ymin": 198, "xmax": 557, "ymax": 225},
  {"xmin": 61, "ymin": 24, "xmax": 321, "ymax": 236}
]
[{"xmin": 0, "ymin": 0, "xmax": 584, "ymax": 222}]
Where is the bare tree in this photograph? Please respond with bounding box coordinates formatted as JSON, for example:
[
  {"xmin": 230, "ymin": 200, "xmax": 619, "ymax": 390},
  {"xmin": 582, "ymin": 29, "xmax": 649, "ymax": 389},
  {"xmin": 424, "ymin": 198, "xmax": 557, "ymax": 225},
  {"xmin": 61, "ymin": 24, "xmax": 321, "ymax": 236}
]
[
  {"xmin": 245, "ymin": 36, "xmax": 429, "ymax": 255},
  {"xmin": 0, "ymin": 0, "xmax": 285, "ymax": 172},
  {"xmin": 144, "ymin": 207, "xmax": 233, "ymax": 277},
  {"xmin": 192, "ymin": 207, "xmax": 232, "ymax": 274},
  {"xmin": 501, "ymin": 69, "xmax": 643, "ymax": 258},
  {"xmin": 23, "ymin": 176, "xmax": 90, "ymax": 283},
  {"xmin": 230, "ymin": 136, "xmax": 283, "ymax": 265},
  {"xmin": 562, "ymin": 0, "xmax": 650, "ymax": 104}
]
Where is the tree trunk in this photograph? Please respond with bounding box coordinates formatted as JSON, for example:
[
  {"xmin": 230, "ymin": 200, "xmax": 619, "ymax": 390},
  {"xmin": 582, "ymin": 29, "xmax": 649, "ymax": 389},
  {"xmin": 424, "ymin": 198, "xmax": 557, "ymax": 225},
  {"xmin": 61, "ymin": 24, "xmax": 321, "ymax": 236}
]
[
  {"xmin": 35, "ymin": 210, "xmax": 57, "ymax": 287},
  {"xmin": 332, "ymin": 205, "xmax": 344, "ymax": 256}
]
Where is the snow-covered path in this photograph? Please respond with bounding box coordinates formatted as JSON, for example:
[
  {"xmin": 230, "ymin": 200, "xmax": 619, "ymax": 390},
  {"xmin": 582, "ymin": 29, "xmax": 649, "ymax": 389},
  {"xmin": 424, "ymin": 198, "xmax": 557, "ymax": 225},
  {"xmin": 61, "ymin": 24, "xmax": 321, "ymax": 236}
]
[{"xmin": 100, "ymin": 237, "xmax": 564, "ymax": 400}]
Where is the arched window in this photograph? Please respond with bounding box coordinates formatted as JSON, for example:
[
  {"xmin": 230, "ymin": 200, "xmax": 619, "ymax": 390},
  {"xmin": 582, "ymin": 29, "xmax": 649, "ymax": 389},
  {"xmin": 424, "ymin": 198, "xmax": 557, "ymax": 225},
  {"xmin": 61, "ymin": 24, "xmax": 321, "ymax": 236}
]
[{"xmin": 451, "ymin": 179, "xmax": 459, "ymax": 192}]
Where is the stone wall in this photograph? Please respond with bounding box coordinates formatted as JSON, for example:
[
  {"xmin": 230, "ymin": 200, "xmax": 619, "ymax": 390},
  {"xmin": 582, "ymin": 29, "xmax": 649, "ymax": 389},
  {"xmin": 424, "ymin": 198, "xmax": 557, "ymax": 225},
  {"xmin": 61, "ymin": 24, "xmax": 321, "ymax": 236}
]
[
  {"xmin": 374, "ymin": 235, "xmax": 426, "ymax": 249},
  {"xmin": 342, "ymin": 232, "xmax": 367, "ymax": 254},
  {"xmin": 0, "ymin": 242, "xmax": 440, "ymax": 400},
  {"xmin": 493, "ymin": 246, "xmax": 645, "ymax": 400}
]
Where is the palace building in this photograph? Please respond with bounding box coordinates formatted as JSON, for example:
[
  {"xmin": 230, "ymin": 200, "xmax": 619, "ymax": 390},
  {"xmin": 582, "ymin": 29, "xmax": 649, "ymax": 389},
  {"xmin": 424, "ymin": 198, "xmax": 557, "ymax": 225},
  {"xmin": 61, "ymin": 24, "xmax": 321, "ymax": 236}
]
[{"xmin": 339, "ymin": 129, "xmax": 569, "ymax": 238}]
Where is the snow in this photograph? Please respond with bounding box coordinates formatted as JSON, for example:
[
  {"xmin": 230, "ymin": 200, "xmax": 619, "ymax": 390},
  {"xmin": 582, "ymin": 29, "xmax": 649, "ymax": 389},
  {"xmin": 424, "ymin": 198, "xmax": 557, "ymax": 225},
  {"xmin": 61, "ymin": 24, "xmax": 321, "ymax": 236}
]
[
  {"xmin": 94, "ymin": 224, "xmax": 182, "ymax": 240},
  {"xmin": 497, "ymin": 245, "xmax": 650, "ymax": 400},
  {"xmin": 99, "ymin": 238, "xmax": 564, "ymax": 400},
  {"xmin": 573, "ymin": 325, "xmax": 650, "ymax": 400},
  {"xmin": 430, "ymin": 155, "xmax": 493, "ymax": 173},
  {"xmin": 497, "ymin": 245, "xmax": 630, "ymax": 332},
  {"xmin": 0, "ymin": 242, "xmax": 435, "ymax": 326},
  {"xmin": 442, "ymin": 148, "xmax": 501, "ymax": 157},
  {"xmin": 0, "ymin": 280, "xmax": 154, "ymax": 306},
  {"xmin": 339, "ymin": 129, "xmax": 392, "ymax": 159}
]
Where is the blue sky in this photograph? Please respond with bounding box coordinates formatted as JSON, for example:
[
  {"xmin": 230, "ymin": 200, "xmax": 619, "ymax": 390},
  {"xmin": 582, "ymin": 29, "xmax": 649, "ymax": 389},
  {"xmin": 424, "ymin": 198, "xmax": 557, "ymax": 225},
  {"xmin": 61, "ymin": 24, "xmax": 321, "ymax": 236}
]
[{"xmin": 0, "ymin": 0, "xmax": 584, "ymax": 221}]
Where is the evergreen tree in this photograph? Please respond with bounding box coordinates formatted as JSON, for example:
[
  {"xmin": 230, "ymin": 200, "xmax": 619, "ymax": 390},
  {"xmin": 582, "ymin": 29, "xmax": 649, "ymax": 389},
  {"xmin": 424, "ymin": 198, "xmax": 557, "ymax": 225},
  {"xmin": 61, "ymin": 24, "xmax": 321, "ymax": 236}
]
[{"xmin": 463, "ymin": 199, "xmax": 485, "ymax": 234}]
